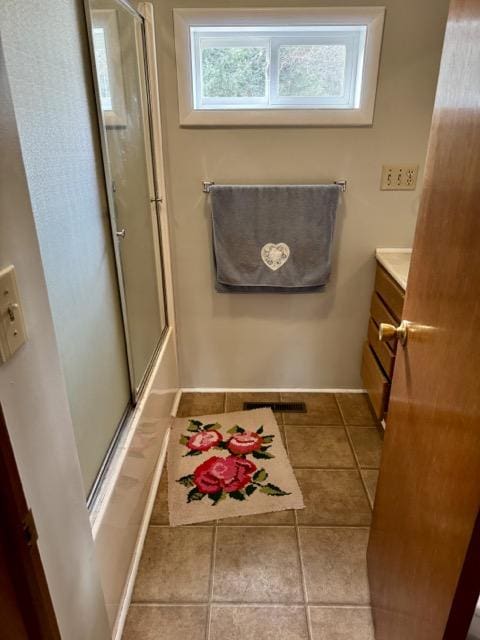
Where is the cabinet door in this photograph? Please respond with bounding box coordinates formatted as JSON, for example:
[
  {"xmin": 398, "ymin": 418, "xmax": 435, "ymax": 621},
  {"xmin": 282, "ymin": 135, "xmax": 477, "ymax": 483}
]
[
  {"xmin": 375, "ymin": 266, "xmax": 404, "ymax": 321},
  {"xmin": 361, "ymin": 342, "xmax": 389, "ymax": 420}
]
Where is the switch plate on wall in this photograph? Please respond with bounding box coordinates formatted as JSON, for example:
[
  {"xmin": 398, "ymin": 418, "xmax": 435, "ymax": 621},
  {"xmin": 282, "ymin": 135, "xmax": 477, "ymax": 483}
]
[
  {"xmin": 381, "ymin": 164, "xmax": 419, "ymax": 190},
  {"xmin": 0, "ymin": 265, "xmax": 27, "ymax": 364}
]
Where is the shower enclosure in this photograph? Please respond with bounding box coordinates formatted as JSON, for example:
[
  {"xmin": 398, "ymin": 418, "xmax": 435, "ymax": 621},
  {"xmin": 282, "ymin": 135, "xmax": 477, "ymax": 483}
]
[
  {"xmin": 84, "ymin": 0, "xmax": 169, "ymax": 500},
  {"xmin": 87, "ymin": 0, "xmax": 168, "ymax": 394}
]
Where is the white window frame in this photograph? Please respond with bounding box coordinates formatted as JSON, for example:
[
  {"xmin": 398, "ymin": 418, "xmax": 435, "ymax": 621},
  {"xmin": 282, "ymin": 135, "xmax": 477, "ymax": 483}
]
[
  {"xmin": 173, "ymin": 7, "xmax": 385, "ymax": 127},
  {"xmin": 193, "ymin": 34, "xmax": 270, "ymax": 109}
]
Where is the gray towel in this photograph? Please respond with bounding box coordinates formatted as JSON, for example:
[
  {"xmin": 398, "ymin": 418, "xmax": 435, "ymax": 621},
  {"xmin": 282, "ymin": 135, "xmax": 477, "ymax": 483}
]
[{"xmin": 210, "ymin": 184, "xmax": 340, "ymax": 293}]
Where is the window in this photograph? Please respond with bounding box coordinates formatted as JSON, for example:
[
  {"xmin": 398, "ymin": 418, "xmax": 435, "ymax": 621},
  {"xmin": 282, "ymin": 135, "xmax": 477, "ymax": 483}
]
[
  {"xmin": 174, "ymin": 8, "xmax": 385, "ymax": 126},
  {"xmin": 92, "ymin": 27, "xmax": 113, "ymax": 111},
  {"xmin": 91, "ymin": 10, "xmax": 127, "ymax": 127},
  {"xmin": 192, "ymin": 27, "xmax": 365, "ymax": 111}
]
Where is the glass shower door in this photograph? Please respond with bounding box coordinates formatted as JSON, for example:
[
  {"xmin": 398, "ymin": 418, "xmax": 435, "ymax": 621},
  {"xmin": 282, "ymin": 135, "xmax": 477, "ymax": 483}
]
[{"xmin": 87, "ymin": 0, "xmax": 168, "ymax": 397}]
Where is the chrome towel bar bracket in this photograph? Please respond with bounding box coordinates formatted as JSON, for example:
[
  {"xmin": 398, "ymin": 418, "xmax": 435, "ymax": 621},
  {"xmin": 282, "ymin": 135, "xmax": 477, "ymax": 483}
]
[{"xmin": 202, "ymin": 180, "xmax": 215, "ymax": 193}]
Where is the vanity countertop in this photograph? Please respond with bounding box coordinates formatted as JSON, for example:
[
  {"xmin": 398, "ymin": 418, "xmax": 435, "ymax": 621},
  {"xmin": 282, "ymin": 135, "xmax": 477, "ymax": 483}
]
[{"xmin": 375, "ymin": 248, "xmax": 412, "ymax": 291}]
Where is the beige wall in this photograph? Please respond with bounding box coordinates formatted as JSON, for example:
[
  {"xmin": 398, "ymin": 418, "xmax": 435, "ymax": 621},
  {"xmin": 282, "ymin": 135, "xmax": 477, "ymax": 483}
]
[
  {"xmin": 0, "ymin": 39, "xmax": 110, "ymax": 640},
  {"xmin": 151, "ymin": 0, "xmax": 449, "ymax": 389}
]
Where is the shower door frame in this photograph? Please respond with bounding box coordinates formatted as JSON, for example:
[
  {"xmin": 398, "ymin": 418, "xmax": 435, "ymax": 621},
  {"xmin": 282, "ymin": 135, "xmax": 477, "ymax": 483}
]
[
  {"xmin": 83, "ymin": 0, "xmax": 176, "ymax": 508},
  {"xmin": 84, "ymin": 0, "xmax": 170, "ymax": 404}
]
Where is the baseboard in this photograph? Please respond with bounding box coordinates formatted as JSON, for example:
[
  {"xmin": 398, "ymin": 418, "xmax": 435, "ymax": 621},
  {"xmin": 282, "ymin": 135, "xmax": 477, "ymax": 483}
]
[
  {"xmin": 180, "ymin": 387, "xmax": 367, "ymax": 394},
  {"xmin": 112, "ymin": 424, "xmax": 171, "ymax": 640}
]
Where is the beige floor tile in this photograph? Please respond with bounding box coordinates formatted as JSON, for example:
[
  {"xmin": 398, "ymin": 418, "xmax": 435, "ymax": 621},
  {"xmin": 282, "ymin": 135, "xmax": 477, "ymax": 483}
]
[
  {"xmin": 285, "ymin": 426, "xmax": 355, "ymax": 468},
  {"xmin": 336, "ymin": 394, "xmax": 377, "ymax": 426},
  {"xmin": 123, "ymin": 605, "xmax": 208, "ymax": 640},
  {"xmin": 132, "ymin": 527, "xmax": 213, "ymax": 602},
  {"xmin": 210, "ymin": 605, "xmax": 309, "ymax": 640},
  {"xmin": 226, "ymin": 392, "xmax": 283, "ymax": 424},
  {"xmin": 281, "ymin": 393, "xmax": 342, "ymax": 425},
  {"xmin": 176, "ymin": 392, "xmax": 225, "ymax": 418},
  {"xmin": 309, "ymin": 606, "xmax": 375, "ymax": 640},
  {"xmin": 347, "ymin": 427, "xmax": 383, "ymax": 468},
  {"xmin": 217, "ymin": 509, "xmax": 295, "ymax": 526},
  {"xmin": 213, "ymin": 526, "xmax": 303, "ymax": 603},
  {"xmin": 299, "ymin": 528, "xmax": 370, "ymax": 604},
  {"xmin": 295, "ymin": 469, "xmax": 371, "ymax": 526},
  {"xmin": 361, "ymin": 470, "xmax": 379, "ymax": 506},
  {"xmin": 150, "ymin": 472, "xmax": 216, "ymax": 527}
]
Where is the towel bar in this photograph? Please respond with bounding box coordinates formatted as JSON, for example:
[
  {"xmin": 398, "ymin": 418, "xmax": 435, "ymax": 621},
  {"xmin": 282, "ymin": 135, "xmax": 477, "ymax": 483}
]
[{"xmin": 202, "ymin": 180, "xmax": 347, "ymax": 193}]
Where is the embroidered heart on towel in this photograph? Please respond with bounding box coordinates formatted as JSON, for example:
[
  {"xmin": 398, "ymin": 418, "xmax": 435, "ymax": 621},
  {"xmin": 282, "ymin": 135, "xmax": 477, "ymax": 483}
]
[{"xmin": 261, "ymin": 243, "xmax": 290, "ymax": 271}]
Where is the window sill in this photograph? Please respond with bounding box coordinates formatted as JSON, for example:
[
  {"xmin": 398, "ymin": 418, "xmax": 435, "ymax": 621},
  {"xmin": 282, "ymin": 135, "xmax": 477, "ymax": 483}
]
[{"xmin": 179, "ymin": 107, "xmax": 376, "ymax": 128}]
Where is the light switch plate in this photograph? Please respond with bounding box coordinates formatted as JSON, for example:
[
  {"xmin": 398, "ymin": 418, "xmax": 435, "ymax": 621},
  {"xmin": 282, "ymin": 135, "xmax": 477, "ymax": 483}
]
[
  {"xmin": 381, "ymin": 164, "xmax": 419, "ymax": 190},
  {"xmin": 0, "ymin": 265, "xmax": 27, "ymax": 364}
]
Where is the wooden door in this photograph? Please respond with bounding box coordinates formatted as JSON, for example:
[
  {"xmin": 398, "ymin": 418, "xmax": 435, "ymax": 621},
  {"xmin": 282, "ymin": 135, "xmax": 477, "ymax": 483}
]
[
  {"xmin": 367, "ymin": 1, "xmax": 480, "ymax": 638},
  {"xmin": 0, "ymin": 405, "xmax": 60, "ymax": 639}
]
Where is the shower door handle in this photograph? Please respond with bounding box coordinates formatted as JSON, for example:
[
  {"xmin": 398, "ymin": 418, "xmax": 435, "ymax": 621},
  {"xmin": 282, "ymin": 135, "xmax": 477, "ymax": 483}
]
[{"xmin": 116, "ymin": 228, "xmax": 126, "ymax": 239}]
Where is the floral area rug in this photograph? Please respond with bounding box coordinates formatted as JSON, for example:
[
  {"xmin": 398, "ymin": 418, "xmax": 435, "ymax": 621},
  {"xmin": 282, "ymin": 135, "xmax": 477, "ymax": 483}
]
[{"xmin": 168, "ymin": 408, "xmax": 304, "ymax": 526}]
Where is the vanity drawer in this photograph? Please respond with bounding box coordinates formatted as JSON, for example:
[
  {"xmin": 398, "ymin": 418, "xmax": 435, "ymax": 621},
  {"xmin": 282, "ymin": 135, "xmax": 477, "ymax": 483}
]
[
  {"xmin": 375, "ymin": 265, "xmax": 404, "ymax": 321},
  {"xmin": 361, "ymin": 342, "xmax": 389, "ymax": 421},
  {"xmin": 370, "ymin": 293, "xmax": 398, "ymax": 331},
  {"xmin": 368, "ymin": 318, "xmax": 395, "ymax": 379}
]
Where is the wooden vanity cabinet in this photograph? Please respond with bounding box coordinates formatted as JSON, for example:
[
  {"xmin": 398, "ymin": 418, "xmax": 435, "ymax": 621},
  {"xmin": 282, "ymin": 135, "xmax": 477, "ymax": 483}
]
[{"xmin": 361, "ymin": 263, "xmax": 405, "ymax": 422}]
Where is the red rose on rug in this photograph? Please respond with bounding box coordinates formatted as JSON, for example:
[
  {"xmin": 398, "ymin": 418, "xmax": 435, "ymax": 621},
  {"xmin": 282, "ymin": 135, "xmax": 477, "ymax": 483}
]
[
  {"xmin": 193, "ymin": 456, "xmax": 257, "ymax": 494},
  {"xmin": 187, "ymin": 430, "xmax": 222, "ymax": 452},
  {"xmin": 227, "ymin": 431, "xmax": 264, "ymax": 454}
]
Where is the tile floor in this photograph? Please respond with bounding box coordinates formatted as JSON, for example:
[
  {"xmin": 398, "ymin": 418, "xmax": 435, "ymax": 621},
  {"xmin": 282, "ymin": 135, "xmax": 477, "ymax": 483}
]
[{"xmin": 123, "ymin": 392, "xmax": 383, "ymax": 640}]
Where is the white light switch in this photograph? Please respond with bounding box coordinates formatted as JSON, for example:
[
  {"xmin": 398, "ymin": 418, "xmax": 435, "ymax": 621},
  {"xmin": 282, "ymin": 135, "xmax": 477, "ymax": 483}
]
[{"xmin": 0, "ymin": 265, "xmax": 27, "ymax": 364}]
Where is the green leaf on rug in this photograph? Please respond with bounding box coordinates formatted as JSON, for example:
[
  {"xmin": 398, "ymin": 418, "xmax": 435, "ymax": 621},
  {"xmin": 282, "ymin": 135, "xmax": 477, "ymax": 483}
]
[
  {"xmin": 245, "ymin": 484, "xmax": 257, "ymax": 497},
  {"xmin": 262, "ymin": 435, "xmax": 274, "ymax": 443},
  {"xmin": 256, "ymin": 425, "xmax": 264, "ymax": 434},
  {"xmin": 252, "ymin": 450, "xmax": 274, "ymax": 460},
  {"xmin": 209, "ymin": 491, "xmax": 225, "ymax": 505},
  {"xmin": 260, "ymin": 445, "xmax": 272, "ymax": 452},
  {"xmin": 229, "ymin": 490, "xmax": 246, "ymax": 501},
  {"xmin": 259, "ymin": 483, "xmax": 291, "ymax": 497},
  {"xmin": 253, "ymin": 468, "xmax": 268, "ymax": 483},
  {"xmin": 187, "ymin": 420, "xmax": 203, "ymax": 432},
  {"xmin": 177, "ymin": 474, "xmax": 195, "ymax": 487},
  {"xmin": 227, "ymin": 425, "xmax": 245, "ymax": 435},
  {"xmin": 215, "ymin": 440, "xmax": 228, "ymax": 449},
  {"xmin": 179, "ymin": 435, "xmax": 190, "ymax": 445},
  {"xmin": 203, "ymin": 422, "xmax": 220, "ymax": 431},
  {"xmin": 183, "ymin": 450, "xmax": 202, "ymax": 457},
  {"xmin": 187, "ymin": 488, "xmax": 206, "ymax": 502}
]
